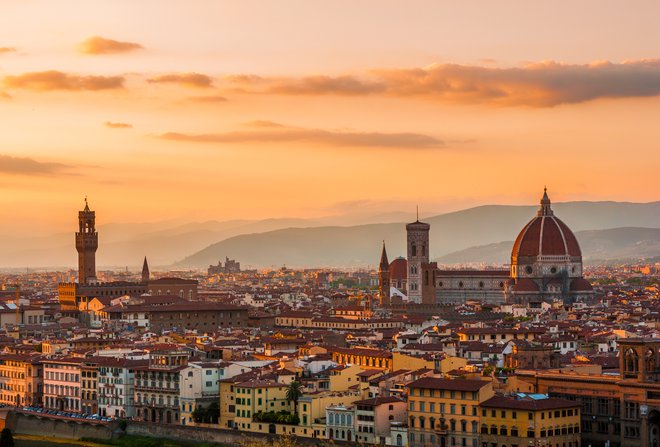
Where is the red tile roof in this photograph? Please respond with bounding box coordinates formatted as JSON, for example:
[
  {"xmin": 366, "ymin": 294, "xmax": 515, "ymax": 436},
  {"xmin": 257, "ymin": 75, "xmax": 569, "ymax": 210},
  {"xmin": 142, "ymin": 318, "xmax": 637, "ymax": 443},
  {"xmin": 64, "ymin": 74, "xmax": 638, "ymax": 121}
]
[
  {"xmin": 407, "ymin": 377, "xmax": 491, "ymax": 392},
  {"xmin": 481, "ymin": 395, "xmax": 580, "ymax": 410}
]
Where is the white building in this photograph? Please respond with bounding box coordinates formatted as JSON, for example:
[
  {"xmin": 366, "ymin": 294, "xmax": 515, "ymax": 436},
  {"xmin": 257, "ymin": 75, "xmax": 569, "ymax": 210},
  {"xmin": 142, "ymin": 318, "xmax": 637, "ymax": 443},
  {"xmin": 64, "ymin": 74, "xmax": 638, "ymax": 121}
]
[{"xmin": 179, "ymin": 360, "xmax": 250, "ymax": 425}]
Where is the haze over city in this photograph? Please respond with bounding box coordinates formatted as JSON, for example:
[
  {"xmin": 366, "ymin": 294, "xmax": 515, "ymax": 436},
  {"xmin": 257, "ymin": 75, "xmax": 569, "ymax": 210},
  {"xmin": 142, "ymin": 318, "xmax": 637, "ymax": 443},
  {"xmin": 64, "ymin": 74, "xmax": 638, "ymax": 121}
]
[{"xmin": 0, "ymin": 3, "xmax": 659, "ymax": 447}]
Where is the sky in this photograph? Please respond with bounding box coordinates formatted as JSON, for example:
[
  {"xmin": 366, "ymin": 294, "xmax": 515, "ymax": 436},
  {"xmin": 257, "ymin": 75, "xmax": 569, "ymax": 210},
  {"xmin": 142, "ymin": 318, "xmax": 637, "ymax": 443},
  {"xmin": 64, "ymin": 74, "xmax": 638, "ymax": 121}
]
[{"xmin": 1, "ymin": 0, "xmax": 659, "ymax": 235}]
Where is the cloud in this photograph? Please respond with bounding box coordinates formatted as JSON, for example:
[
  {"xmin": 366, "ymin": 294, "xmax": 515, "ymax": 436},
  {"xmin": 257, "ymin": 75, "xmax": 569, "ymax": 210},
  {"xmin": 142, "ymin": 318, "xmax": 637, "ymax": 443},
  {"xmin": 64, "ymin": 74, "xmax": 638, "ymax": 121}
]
[
  {"xmin": 373, "ymin": 59, "xmax": 660, "ymax": 106},
  {"xmin": 0, "ymin": 92, "xmax": 11, "ymax": 100},
  {"xmin": 148, "ymin": 73, "xmax": 213, "ymax": 88},
  {"xmin": 184, "ymin": 94, "xmax": 227, "ymax": 103},
  {"xmin": 0, "ymin": 47, "xmax": 16, "ymax": 54},
  {"xmin": 224, "ymin": 59, "xmax": 660, "ymax": 107},
  {"xmin": 4, "ymin": 70, "xmax": 124, "ymax": 91},
  {"xmin": 104, "ymin": 121, "xmax": 132, "ymax": 129},
  {"xmin": 242, "ymin": 120, "xmax": 287, "ymax": 128},
  {"xmin": 79, "ymin": 36, "xmax": 143, "ymax": 55},
  {"xmin": 226, "ymin": 74, "xmax": 383, "ymax": 95},
  {"xmin": 0, "ymin": 154, "xmax": 74, "ymax": 176},
  {"xmin": 157, "ymin": 122, "xmax": 443, "ymax": 149},
  {"xmin": 268, "ymin": 75, "xmax": 385, "ymax": 95}
]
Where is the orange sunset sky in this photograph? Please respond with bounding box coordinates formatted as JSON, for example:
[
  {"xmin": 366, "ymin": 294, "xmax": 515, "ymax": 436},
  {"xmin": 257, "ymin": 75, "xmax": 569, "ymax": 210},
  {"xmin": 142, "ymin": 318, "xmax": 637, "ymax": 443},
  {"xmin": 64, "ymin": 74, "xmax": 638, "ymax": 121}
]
[{"xmin": 1, "ymin": 0, "xmax": 659, "ymax": 235}]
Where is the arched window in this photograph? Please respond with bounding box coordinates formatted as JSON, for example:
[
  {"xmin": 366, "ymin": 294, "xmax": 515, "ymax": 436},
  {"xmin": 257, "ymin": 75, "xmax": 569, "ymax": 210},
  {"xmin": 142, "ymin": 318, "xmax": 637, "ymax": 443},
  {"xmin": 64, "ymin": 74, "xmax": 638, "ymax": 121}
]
[
  {"xmin": 646, "ymin": 349, "xmax": 656, "ymax": 374},
  {"xmin": 419, "ymin": 416, "xmax": 425, "ymax": 429},
  {"xmin": 625, "ymin": 348, "xmax": 639, "ymax": 373},
  {"xmin": 411, "ymin": 243, "xmax": 417, "ymax": 257}
]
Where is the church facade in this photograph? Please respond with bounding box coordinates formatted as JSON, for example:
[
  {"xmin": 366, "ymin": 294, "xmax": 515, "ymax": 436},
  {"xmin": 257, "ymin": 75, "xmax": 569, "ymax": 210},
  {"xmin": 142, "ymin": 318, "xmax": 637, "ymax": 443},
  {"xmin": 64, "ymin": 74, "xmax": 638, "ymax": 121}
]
[{"xmin": 380, "ymin": 189, "xmax": 593, "ymax": 306}]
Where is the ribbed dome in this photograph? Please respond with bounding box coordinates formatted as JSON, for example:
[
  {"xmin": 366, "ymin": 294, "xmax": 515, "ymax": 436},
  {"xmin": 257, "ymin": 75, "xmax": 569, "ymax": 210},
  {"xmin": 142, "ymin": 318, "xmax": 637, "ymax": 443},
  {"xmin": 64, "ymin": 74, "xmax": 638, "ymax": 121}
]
[
  {"xmin": 389, "ymin": 257, "xmax": 407, "ymax": 280},
  {"xmin": 511, "ymin": 190, "xmax": 582, "ymax": 261}
]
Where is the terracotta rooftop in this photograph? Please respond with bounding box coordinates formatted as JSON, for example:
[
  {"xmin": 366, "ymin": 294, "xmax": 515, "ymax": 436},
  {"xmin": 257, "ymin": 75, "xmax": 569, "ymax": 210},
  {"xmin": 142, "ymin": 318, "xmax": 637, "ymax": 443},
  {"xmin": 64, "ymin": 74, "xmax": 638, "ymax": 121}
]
[{"xmin": 407, "ymin": 377, "xmax": 491, "ymax": 392}]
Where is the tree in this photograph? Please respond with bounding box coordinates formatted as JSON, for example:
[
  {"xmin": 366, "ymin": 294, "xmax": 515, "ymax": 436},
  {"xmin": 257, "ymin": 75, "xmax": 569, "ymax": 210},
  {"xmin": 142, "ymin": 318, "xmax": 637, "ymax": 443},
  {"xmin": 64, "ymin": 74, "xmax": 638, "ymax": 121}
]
[
  {"xmin": 285, "ymin": 380, "xmax": 303, "ymax": 414},
  {"xmin": 191, "ymin": 405, "xmax": 205, "ymax": 423},
  {"xmin": 0, "ymin": 428, "xmax": 14, "ymax": 447},
  {"xmin": 207, "ymin": 401, "xmax": 220, "ymax": 424}
]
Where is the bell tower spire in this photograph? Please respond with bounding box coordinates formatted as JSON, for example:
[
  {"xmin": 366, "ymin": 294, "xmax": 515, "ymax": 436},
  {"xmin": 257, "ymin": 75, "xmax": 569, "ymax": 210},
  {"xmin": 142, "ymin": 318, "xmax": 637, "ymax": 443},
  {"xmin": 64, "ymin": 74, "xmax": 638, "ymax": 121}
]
[
  {"xmin": 378, "ymin": 241, "xmax": 391, "ymax": 306},
  {"xmin": 75, "ymin": 198, "xmax": 98, "ymax": 284},
  {"xmin": 141, "ymin": 256, "xmax": 150, "ymax": 283}
]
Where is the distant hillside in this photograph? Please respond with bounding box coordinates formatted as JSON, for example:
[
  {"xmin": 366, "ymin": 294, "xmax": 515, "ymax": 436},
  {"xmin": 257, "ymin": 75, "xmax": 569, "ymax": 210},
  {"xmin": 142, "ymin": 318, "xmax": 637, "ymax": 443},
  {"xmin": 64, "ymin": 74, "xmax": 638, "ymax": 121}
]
[
  {"xmin": 0, "ymin": 217, "xmax": 320, "ymax": 268},
  {"xmin": 177, "ymin": 202, "xmax": 660, "ymax": 268},
  {"xmin": 437, "ymin": 227, "xmax": 660, "ymax": 265}
]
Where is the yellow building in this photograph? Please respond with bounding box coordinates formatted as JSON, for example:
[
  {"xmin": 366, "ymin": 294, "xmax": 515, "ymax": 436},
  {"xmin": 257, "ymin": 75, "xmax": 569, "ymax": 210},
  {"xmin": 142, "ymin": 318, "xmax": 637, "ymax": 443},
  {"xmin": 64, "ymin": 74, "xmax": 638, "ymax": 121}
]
[
  {"xmin": 218, "ymin": 379, "xmax": 237, "ymax": 429},
  {"xmin": 479, "ymin": 394, "xmax": 581, "ymax": 447},
  {"xmin": 328, "ymin": 364, "xmax": 364, "ymax": 392},
  {"xmin": 233, "ymin": 378, "xmax": 291, "ymax": 431},
  {"xmin": 330, "ymin": 365, "xmax": 363, "ymax": 391},
  {"xmin": 329, "ymin": 347, "xmax": 393, "ymax": 371},
  {"xmin": 227, "ymin": 377, "xmax": 364, "ymax": 439},
  {"xmin": 392, "ymin": 352, "xmax": 434, "ymax": 372},
  {"xmin": 407, "ymin": 377, "xmax": 494, "ymax": 447},
  {"xmin": 0, "ymin": 354, "xmax": 42, "ymax": 407}
]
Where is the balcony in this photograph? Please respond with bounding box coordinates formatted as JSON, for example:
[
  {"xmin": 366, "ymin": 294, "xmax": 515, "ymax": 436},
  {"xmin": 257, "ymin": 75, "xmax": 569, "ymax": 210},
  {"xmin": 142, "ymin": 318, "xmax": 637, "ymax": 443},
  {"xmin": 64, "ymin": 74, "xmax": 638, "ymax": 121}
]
[{"xmin": 134, "ymin": 385, "xmax": 179, "ymax": 393}]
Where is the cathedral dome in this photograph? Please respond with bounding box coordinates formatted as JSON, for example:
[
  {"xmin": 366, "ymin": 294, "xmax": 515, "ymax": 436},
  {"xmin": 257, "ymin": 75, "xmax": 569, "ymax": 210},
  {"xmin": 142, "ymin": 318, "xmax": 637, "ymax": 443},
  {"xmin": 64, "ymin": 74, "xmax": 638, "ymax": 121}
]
[
  {"xmin": 389, "ymin": 257, "xmax": 408, "ymax": 281},
  {"xmin": 511, "ymin": 189, "xmax": 582, "ymax": 262}
]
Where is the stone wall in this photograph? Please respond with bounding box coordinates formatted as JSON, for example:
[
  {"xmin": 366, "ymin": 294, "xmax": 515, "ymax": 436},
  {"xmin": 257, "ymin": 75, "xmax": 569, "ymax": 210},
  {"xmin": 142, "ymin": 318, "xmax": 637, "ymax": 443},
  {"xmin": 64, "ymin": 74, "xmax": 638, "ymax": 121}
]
[
  {"xmin": 0, "ymin": 411, "xmax": 332, "ymax": 446},
  {"xmin": 2, "ymin": 411, "xmax": 116, "ymax": 440},
  {"xmin": 127, "ymin": 421, "xmax": 329, "ymax": 445}
]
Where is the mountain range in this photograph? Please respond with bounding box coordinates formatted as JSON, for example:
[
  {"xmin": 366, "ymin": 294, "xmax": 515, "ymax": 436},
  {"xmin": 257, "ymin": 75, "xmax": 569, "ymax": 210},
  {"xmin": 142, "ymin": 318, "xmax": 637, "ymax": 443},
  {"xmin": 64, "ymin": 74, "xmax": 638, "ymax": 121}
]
[
  {"xmin": 1, "ymin": 201, "xmax": 657, "ymax": 269},
  {"xmin": 178, "ymin": 202, "xmax": 660, "ymax": 269}
]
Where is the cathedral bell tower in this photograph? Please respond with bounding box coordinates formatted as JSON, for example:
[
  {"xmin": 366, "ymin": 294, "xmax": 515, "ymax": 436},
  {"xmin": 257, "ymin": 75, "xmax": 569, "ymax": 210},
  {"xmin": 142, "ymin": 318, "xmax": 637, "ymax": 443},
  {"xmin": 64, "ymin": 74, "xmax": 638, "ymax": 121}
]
[
  {"xmin": 76, "ymin": 198, "xmax": 98, "ymax": 285},
  {"xmin": 406, "ymin": 208, "xmax": 430, "ymax": 304}
]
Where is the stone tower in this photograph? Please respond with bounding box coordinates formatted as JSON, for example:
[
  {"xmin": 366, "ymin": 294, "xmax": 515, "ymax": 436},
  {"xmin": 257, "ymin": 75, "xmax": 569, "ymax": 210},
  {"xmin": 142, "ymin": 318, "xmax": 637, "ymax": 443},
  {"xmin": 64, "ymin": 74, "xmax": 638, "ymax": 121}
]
[
  {"xmin": 378, "ymin": 241, "xmax": 390, "ymax": 306},
  {"xmin": 406, "ymin": 209, "xmax": 430, "ymax": 304},
  {"xmin": 142, "ymin": 256, "xmax": 150, "ymax": 283},
  {"xmin": 75, "ymin": 198, "xmax": 98, "ymax": 285}
]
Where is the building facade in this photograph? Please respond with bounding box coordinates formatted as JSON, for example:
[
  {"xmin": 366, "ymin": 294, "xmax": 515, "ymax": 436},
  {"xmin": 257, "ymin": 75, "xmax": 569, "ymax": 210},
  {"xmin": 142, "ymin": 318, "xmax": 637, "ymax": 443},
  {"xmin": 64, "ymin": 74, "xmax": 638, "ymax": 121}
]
[
  {"xmin": 0, "ymin": 354, "xmax": 42, "ymax": 407},
  {"xmin": 517, "ymin": 338, "xmax": 660, "ymax": 447},
  {"xmin": 134, "ymin": 350, "xmax": 187, "ymax": 424},
  {"xmin": 43, "ymin": 358, "xmax": 83, "ymax": 413},
  {"xmin": 407, "ymin": 377, "xmax": 495, "ymax": 447},
  {"xmin": 479, "ymin": 394, "xmax": 581, "ymax": 447}
]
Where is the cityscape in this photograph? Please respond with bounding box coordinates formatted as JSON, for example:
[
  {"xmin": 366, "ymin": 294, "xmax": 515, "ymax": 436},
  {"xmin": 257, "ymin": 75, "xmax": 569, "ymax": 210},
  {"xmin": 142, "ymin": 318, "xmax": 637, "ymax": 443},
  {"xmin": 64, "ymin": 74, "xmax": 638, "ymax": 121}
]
[{"xmin": 0, "ymin": 2, "xmax": 659, "ymax": 447}]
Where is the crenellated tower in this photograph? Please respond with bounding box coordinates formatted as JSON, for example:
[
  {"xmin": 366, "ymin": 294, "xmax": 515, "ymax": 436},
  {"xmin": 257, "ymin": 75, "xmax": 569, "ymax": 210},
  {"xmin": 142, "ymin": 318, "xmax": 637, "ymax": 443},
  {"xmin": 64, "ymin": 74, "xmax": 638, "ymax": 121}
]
[{"xmin": 75, "ymin": 198, "xmax": 98, "ymax": 285}]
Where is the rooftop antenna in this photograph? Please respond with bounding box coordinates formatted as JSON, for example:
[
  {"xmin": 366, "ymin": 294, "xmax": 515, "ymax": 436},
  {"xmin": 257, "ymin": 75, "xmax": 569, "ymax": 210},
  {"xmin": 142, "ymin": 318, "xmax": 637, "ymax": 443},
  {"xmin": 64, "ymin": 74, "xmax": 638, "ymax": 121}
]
[{"xmin": 416, "ymin": 205, "xmax": 419, "ymax": 222}]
